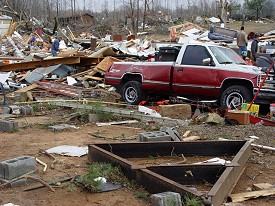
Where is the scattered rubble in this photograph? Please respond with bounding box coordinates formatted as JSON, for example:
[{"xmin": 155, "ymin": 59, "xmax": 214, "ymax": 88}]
[{"xmin": 0, "ymin": 8, "xmax": 274, "ymax": 206}]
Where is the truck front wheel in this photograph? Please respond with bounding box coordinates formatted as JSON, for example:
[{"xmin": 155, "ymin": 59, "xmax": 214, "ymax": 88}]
[
  {"xmin": 220, "ymin": 86, "xmax": 252, "ymax": 109},
  {"xmin": 122, "ymin": 81, "xmax": 145, "ymax": 105}
]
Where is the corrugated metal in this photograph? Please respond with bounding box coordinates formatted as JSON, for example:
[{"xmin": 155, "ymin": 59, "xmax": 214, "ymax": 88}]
[{"xmin": 24, "ymin": 64, "xmax": 75, "ymax": 84}]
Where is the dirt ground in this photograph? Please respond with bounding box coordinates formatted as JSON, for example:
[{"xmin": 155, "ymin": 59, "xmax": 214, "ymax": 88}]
[{"xmin": 0, "ymin": 107, "xmax": 274, "ymax": 206}]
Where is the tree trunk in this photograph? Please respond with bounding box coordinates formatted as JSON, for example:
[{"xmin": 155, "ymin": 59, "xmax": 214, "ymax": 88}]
[
  {"xmin": 143, "ymin": 0, "xmax": 147, "ymax": 31},
  {"xmin": 220, "ymin": 0, "xmax": 228, "ymax": 27}
]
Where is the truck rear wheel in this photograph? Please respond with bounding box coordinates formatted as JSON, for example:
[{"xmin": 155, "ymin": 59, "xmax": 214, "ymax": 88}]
[
  {"xmin": 122, "ymin": 81, "xmax": 145, "ymax": 105},
  {"xmin": 220, "ymin": 86, "xmax": 252, "ymax": 109}
]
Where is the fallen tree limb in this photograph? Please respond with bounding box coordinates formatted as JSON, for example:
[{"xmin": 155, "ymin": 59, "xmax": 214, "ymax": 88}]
[
  {"xmin": 26, "ymin": 176, "xmax": 55, "ymax": 192},
  {"xmin": 0, "ymin": 171, "xmax": 34, "ymax": 189}
]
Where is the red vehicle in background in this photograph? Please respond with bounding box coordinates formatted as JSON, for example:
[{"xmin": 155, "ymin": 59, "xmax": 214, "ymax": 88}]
[{"xmin": 105, "ymin": 43, "xmax": 275, "ymax": 108}]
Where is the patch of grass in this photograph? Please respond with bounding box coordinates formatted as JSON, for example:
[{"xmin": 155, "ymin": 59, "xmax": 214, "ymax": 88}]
[
  {"xmin": 219, "ymin": 133, "xmax": 230, "ymax": 139},
  {"xmin": 134, "ymin": 190, "xmax": 150, "ymax": 201},
  {"xmin": 77, "ymin": 103, "xmax": 114, "ymax": 123},
  {"xmin": 31, "ymin": 103, "xmax": 59, "ymax": 113},
  {"xmin": 9, "ymin": 128, "xmax": 19, "ymax": 133},
  {"xmin": 45, "ymin": 104, "xmax": 59, "ymax": 111},
  {"xmin": 75, "ymin": 163, "xmax": 125, "ymax": 193},
  {"xmin": 183, "ymin": 195, "xmax": 202, "ymax": 206},
  {"xmin": 31, "ymin": 104, "xmax": 42, "ymax": 113},
  {"xmin": 66, "ymin": 182, "xmax": 76, "ymax": 192},
  {"xmin": 38, "ymin": 124, "xmax": 51, "ymax": 129}
]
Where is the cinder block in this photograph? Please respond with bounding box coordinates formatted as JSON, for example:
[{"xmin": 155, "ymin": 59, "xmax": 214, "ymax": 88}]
[
  {"xmin": 159, "ymin": 104, "xmax": 192, "ymax": 119},
  {"xmin": 0, "ymin": 120, "xmax": 17, "ymax": 132},
  {"xmin": 161, "ymin": 127, "xmax": 181, "ymax": 142},
  {"xmin": 8, "ymin": 105, "xmax": 22, "ymax": 115},
  {"xmin": 88, "ymin": 114, "xmax": 99, "ymax": 123},
  {"xmin": 139, "ymin": 131, "xmax": 171, "ymax": 142},
  {"xmin": 151, "ymin": 192, "xmax": 182, "ymax": 206},
  {"xmin": 0, "ymin": 156, "xmax": 36, "ymax": 180},
  {"xmin": 2, "ymin": 107, "xmax": 11, "ymax": 114},
  {"xmin": 21, "ymin": 106, "xmax": 33, "ymax": 116}
]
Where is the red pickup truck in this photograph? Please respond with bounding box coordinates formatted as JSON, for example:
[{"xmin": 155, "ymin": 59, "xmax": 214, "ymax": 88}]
[{"xmin": 105, "ymin": 43, "xmax": 275, "ymax": 108}]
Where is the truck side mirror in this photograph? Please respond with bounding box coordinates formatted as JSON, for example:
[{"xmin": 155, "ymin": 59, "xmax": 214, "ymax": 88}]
[{"xmin": 202, "ymin": 58, "xmax": 213, "ymax": 66}]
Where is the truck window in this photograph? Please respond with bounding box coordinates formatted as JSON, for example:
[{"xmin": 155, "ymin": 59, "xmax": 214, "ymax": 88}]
[{"xmin": 181, "ymin": 45, "xmax": 211, "ymax": 66}]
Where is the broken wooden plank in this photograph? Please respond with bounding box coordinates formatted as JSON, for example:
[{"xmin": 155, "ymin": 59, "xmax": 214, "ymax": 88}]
[
  {"xmin": 58, "ymin": 48, "xmax": 79, "ymax": 57},
  {"xmin": 251, "ymin": 143, "xmax": 275, "ymax": 151},
  {"xmin": 228, "ymin": 188, "xmax": 275, "ymax": 202},
  {"xmin": 94, "ymin": 56, "xmax": 122, "ymax": 72},
  {"xmin": 182, "ymin": 136, "xmax": 201, "ymax": 141},
  {"xmin": 14, "ymin": 84, "xmax": 38, "ymax": 93},
  {"xmin": 96, "ymin": 120, "xmax": 139, "ymax": 127},
  {"xmin": 83, "ymin": 75, "xmax": 103, "ymax": 81},
  {"xmin": 253, "ymin": 183, "xmax": 274, "ymax": 191},
  {"xmin": 0, "ymin": 57, "xmax": 25, "ymax": 61},
  {"xmin": 0, "ymin": 57, "xmax": 80, "ymax": 72},
  {"xmin": 182, "ymin": 130, "xmax": 191, "ymax": 138}
]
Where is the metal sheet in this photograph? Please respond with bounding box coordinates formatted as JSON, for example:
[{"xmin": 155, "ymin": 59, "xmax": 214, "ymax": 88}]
[
  {"xmin": 89, "ymin": 141, "xmax": 246, "ymax": 158},
  {"xmin": 88, "ymin": 141, "xmax": 250, "ymax": 206}
]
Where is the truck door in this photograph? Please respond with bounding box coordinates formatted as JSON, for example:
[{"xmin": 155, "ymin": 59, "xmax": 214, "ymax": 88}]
[{"xmin": 172, "ymin": 45, "xmax": 220, "ymax": 98}]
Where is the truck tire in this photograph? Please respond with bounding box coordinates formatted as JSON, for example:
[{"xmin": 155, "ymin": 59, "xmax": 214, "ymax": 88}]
[
  {"xmin": 122, "ymin": 81, "xmax": 145, "ymax": 105},
  {"xmin": 220, "ymin": 86, "xmax": 252, "ymax": 109}
]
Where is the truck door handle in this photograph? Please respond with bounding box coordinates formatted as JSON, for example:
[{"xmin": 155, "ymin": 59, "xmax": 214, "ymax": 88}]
[{"xmin": 177, "ymin": 68, "xmax": 184, "ymax": 72}]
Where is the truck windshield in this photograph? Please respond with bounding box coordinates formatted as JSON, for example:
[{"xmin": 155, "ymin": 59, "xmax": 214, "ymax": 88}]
[{"xmin": 209, "ymin": 46, "xmax": 246, "ymax": 65}]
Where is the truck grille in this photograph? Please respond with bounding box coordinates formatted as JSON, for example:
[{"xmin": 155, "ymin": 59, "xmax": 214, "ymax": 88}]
[{"xmin": 257, "ymin": 73, "xmax": 275, "ymax": 89}]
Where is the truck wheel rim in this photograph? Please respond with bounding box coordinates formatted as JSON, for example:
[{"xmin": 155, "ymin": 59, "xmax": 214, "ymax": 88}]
[
  {"xmin": 226, "ymin": 92, "xmax": 244, "ymax": 109},
  {"xmin": 125, "ymin": 87, "xmax": 137, "ymax": 103}
]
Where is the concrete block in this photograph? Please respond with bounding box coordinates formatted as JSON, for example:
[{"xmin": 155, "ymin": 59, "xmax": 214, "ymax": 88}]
[
  {"xmin": 0, "ymin": 120, "xmax": 17, "ymax": 132},
  {"xmin": 21, "ymin": 106, "xmax": 34, "ymax": 116},
  {"xmin": 88, "ymin": 114, "xmax": 99, "ymax": 123},
  {"xmin": 159, "ymin": 104, "xmax": 192, "ymax": 119},
  {"xmin": 151, "ymin": 192, "xmax": 182, "ymax": 206},
  {"xmin": 161, "ymin": 127, "xmax": 181, "ymax": 142},
  {"xmin": 0, "ymin": 156, "xmax": 36, "ymax": 180},
  {"xmin": 2, "ymin": 107, "xmax": 11, "ymax": 114},
  {"xmin": 139, "ymin": 131, "xmax": 171, "ymax": 142},
  {"xmin": 8, "ymin": 105, "xmax": 22, "ymax": 115}
]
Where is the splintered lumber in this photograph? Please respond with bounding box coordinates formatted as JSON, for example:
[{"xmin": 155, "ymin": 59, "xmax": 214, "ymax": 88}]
[
  {"xmin": 94, "ymin": 56, "xmax": 122, "ymax": 73},
  {"xmin": 182, "ymin": 130, "xmax": 191, "ymax": 138},
  {"xmin": 251, "ymin": 143, "xmax": 275, "ymax": 151},
  {"xmin": 253, "ymin": 183, "xmax": 274, "ymax": 191},
  {"xmin": 14, "ymin": 84, "xmax": 38, "ymax": 93},
  {"xmin": 83, "ymin": 75, "xmax": 103, "ymax": 81},
  {"xmin": 58, "ymin": 48, "xmax": 79, "ymax": 57},
  {"xmin": 228, "ymin": 188, "xmax": 275, "ymax": 202},
  {"xmin": 0, "ymin": 57, "xmax": 80, "ymax": 72},
  {"xmin": 182, "ymin": 136, "xmax": 201, "ymax": 141},
  {"xmin": 96, "ymin": 120, "xmax": 139, "ymax": 127},
  {"xmin": 0, "ymin": 57, "xmax": 25, "ymax": 61}
]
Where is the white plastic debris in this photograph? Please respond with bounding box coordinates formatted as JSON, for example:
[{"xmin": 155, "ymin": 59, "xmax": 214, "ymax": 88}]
[
  {"xmin": 194, "ymin": 157, "xmax": 231, "ymax": 165},
  {"xmin": 94, "ymin": 177, "xmax": 107, "ymax": 183},
  {"xmin": 67, "ymin": 76, "xmax": 77, "ymax": 85},
  {"xmin": 46, "ymin": 145, "xmax": 88, "ymax": 157},
  {"xmin": 138, "ymin": 106, "xmax": 161, "ymax": 117}
]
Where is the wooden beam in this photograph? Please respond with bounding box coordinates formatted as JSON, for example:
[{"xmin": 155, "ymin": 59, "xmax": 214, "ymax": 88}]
[
  {"xmin": 14, "ymin": 84, "xmax": 38, "ymax": 93},
  {"xmin": 78, "ymin": 57, "xmax": 103, "ymax": 67},
  {"xmin": 0, "ymin": 57, "xmax": 80, "ymax": 72},
  {"xmin": 229, "ymin": 188, "xmax": 275, "ymax": 203},
  {"xmin": 0, "ymin": 57, "xmax": 25, "ymax": 61}
]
